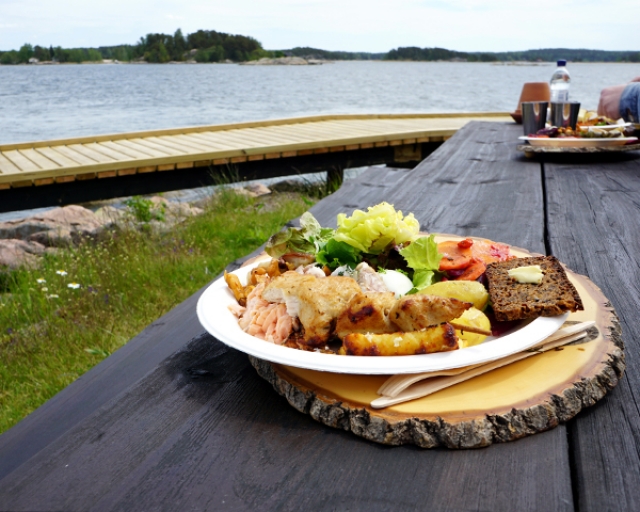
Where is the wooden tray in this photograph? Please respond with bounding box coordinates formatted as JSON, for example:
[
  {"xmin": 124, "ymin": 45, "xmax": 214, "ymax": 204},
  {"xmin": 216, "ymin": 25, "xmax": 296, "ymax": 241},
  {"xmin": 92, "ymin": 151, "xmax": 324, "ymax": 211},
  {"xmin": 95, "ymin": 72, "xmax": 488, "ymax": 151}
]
[{"xmin": 250, "ymin": 268, "xmax": 624, "ymax": 449}]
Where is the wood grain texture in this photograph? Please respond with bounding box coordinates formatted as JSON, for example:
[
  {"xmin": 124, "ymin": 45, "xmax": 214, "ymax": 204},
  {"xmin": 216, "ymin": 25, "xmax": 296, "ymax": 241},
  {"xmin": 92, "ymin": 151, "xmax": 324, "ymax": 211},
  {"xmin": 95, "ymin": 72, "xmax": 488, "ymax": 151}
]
[
  {"xmin": 544, "ymin": 153, "xmax": 640, "ymax": 511},
  {"xmin": 0, "ymin": 331, "xmax": 571, "ymax": 512}
]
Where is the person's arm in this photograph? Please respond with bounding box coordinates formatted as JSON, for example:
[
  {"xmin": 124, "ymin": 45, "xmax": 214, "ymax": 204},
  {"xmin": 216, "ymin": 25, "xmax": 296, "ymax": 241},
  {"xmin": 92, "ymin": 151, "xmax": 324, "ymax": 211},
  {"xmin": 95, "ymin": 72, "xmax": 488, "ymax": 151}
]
[{"xmin": 597, "ymin": 84, "xmax": 626, "ymax": 119}]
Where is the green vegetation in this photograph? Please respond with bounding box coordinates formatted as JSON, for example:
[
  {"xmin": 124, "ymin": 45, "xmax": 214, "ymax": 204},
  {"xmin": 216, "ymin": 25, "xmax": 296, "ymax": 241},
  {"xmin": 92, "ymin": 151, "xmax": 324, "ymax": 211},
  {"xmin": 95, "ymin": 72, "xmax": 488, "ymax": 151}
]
[
  {"xmin": 0, "ymin": 28, "xmax": 278, "ymax": 65},
  {"xmin": 1, "ymin": 28, "xmax": 638, "ymax": 65},
  {"xmin": 0, "ymin": 44, "xmax": 104, "ymax": 64},
  {"xmin": 285, "ymin": 47, "xmax": 386, "ymax": 61},
  {"xmin": 124, "ymin": 196, "xmax": 165, "ymax": 223},
  {"xmin": 0, "ymin": 190, "xmax": 315, "ymax": 434},
  {"xmin": 384, "ymin": 46, "xmax": 640, "ymax": 63}
]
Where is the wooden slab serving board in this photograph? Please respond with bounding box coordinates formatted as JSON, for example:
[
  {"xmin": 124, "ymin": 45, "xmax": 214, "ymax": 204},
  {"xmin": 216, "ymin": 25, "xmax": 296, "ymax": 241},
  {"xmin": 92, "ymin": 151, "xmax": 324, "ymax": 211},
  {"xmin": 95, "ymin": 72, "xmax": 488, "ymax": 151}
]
[{"xmin": 249, "ymin": 267, "xmax": 624, "ymax": 449}]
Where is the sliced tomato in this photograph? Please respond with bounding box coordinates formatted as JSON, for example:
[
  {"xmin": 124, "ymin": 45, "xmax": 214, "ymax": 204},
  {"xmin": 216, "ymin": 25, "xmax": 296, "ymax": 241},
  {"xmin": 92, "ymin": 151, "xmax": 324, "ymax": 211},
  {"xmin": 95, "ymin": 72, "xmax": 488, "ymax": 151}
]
[
  {"xmin": 455, "ymin": 258, "xmax": 486, "ymax": 281},
  {"xmin": 438, "ymin": 240, "xmax": 473, "ymax": 271}
]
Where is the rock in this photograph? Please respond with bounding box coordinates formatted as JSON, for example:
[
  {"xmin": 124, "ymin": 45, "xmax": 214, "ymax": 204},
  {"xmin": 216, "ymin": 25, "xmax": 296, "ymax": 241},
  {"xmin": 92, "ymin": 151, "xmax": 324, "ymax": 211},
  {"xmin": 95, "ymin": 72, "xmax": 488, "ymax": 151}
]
[
  {"xmin": 0, "ymin": 239, "xmax": 49, "ymax": 269},
  {"xmin": 240, "ymin": 57, "xmax": 313, "ymax": 66},
  {"xmin": 163, "ymin": 201, "xmax": 204, "ymax": 223},
  {"xmin": 244, "ymin": 183, "xmax": 271, "ymax": 196},
  {"xmin": 0, "ymin": 205, "xmax": 106, "ymax": 248},
  {"xmin": 94, "ymin": 206, "xmax": 127, "ymax": 228},
  {"xmin": 0, "ymin": 196, "xmax": 204, "ymax": 268}
]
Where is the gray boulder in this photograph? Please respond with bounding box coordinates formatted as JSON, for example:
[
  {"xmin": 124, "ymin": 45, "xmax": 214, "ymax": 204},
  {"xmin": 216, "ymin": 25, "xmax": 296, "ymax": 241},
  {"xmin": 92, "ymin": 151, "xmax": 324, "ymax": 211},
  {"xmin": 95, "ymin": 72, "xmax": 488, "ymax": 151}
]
[
  {"xmin": 0, "ymin": 239, "xmax": 50, "ymax": 269},
  {"xmin": 0, "ymin": 205, "xmax": 106, "ymax": 247}
]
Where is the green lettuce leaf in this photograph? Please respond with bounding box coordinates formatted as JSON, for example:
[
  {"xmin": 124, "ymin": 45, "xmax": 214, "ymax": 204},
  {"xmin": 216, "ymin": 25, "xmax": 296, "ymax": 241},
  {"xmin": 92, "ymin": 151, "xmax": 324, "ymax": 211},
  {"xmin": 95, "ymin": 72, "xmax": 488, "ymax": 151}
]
[
  {"xmin": 265, "ymin": 212, "xmax": 334, "ymax": 258},
  {"xmin": 399, "ymin": 235, "xmax": 443, "ymax": 292},
  {"xmin": 333, "ymin": 202, "xmax": 420, "ymax": 254},
  {"xmin": 407, "ymin": 269, "xmax": 437, "ymax": 294},
  {"xmin": 399, "ymin": 235, "xmax": 442, "ymax": 270},
  {"xmin": 316, "ymin": 239, "xmax": 361, "ymax": 270}
]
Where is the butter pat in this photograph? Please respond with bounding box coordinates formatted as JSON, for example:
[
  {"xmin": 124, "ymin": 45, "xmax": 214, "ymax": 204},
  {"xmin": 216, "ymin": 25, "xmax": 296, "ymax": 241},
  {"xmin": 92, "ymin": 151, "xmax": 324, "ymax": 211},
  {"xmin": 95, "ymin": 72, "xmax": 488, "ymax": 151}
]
[{"xmin": 508, "ymin": 265, "xmax": 544, "ymax": 284}]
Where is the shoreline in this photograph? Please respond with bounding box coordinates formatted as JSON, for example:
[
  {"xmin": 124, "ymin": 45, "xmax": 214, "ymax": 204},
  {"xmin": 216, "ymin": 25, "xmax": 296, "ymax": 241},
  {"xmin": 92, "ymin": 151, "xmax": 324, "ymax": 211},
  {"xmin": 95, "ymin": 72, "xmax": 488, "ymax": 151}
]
[{"xmin": 2, "ymin": 59, "xmax": 640, "ymax": 66}]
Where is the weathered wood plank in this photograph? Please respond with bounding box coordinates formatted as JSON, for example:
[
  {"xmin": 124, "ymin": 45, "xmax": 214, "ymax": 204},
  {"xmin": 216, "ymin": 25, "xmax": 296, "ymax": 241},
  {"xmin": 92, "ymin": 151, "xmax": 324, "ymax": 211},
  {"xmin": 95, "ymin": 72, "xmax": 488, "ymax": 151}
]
[
  {"xmin": 53, "ymin": 145, "xmax": 101, "ymax": 166},
  {"xmin": 115, "ymin": 139, "xmax": 174, "ymax": 158},
  {"xmin": 0, "ymin": 153, "xmax": 23, "ymax": 176},
  {"xmin": 186, "ymin": 131, "xmax": 256, "ymax": 149},
  {"xmin": 156, "ymin": 134, "xmax": 217, "ymax": 153},
  {"xmin": 68, "ymin": 144, "xmax": 117, "ymax": 163},
  {"xmin": 247, "ymin": 126, "xmax": 320, "ymax": 143},
  {"xmin": 132, "ymin": 137, "xmax": 187, "ymax": 155},
  {"xmin": 86, "ymin": 142, "xmax": 136, "ymax": 162},
  {"xmin": 0, "ymin": 332, "xmax": 570, "ymax": 512},
  {"xmin": 35, "ymin": 147, "xmax": 83, "ymax": 168},
  {"xmin": 143, "ymin": 135, "xmax": 212, "ymax": 154},
  {"xmin": 102, "ymin": 140, "xmax": 154, "ymax": 159},
  {"xmin": 544, "ymin": 154, "xmax": 640, "ymax": 511},
  {"xmin": 2, "ymin": 149, "xmax": 41, "ymax": 172},
  {"xmin": 18, "ymin": 149, "xmax": 60, "ymax": 171},
  {"xmin": 218, "ymin": 127, "xmax": 305, "ymax": 145}
]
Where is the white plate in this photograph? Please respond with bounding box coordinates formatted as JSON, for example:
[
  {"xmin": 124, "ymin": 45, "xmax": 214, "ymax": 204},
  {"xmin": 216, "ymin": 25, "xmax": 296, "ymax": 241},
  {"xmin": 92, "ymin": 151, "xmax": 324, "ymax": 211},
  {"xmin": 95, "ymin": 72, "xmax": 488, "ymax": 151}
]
[
  {"xmin": 579, "ymin": 123, "xmax": 632, "ymax": 132},
  {"xmin": 196, "ymin": 260, "xmax": 568, "ymax": 375},
  {"xmin": 519, "ymin": 136, "xmax": 638, "ymax": 147}
]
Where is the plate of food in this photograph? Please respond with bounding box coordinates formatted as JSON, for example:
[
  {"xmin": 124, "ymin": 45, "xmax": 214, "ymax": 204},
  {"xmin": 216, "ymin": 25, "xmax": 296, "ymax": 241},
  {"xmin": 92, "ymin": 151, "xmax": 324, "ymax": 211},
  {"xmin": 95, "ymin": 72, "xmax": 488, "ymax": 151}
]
[
  {"xmin": 197, "ymin": 203, "xmax": 580, "ymax": 375},
  {"xmin": 518, "ymin": 135, "xmax": 638, "ymax": 148}
]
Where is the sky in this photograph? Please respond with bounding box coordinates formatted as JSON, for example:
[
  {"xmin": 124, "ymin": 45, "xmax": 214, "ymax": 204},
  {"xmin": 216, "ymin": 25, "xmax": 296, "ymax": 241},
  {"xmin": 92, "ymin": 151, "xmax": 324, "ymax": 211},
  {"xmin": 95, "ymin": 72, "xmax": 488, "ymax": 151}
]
[{"xmin": 1, "ymin": 0, "xmax": 640, "ymax": 54}]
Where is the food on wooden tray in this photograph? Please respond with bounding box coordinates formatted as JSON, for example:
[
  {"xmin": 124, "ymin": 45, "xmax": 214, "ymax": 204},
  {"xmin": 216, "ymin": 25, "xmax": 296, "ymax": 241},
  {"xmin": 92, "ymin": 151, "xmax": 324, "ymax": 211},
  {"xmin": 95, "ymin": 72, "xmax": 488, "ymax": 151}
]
[
  {"xmin": 389, "ymin": 294, "xmax": 471, "ymax": 332},
  {"xmin": 340, "ymin": 325, "xmax": 459, "ymax": 356},
  {"xmin": 531, "ymin": 123, "xmax": 632, "ymax": 139},
  {"xmin": 262, "ymin": 272, "xmax": 361, "ymax": 346},
  {"xmin": 419, "ymin": 280, "xmax": 489, "ymax": 310},
  {"xmin": 578, "ymin": 110, "xmax": 618, "ymax": 126},
  {"xmin": 234, "ymin": 269, "xmax": 470, "ymax": 354},
  {"xmin": 224, "ymin": 203, "xmax": 578, "ymax": 356},
  {"xmin": 334, "ymin": 291, "xmax": 396, "ymax": 339},
  {"xmin": 485, "ymin": 256, "xmax": 584, "ymax": 322},
  {"xmin": 452, "ymin": 308, "xmax": 492, "ymax": 348}
]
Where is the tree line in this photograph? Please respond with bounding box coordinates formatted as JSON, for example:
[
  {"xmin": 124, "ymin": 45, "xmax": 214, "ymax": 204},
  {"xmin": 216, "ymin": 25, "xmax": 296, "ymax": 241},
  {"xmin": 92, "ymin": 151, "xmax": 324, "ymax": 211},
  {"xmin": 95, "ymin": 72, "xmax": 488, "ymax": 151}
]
[
  {"xmin": 1, "ymin": 30, "xmax": 639, "ymax": 65},
  {"xmin": 0, "ymin": 28, "xmax": 275, "ymax": 65},
  {"xmin": 384, "ymin": 46, "xmax": 640, "ymax": 63}
]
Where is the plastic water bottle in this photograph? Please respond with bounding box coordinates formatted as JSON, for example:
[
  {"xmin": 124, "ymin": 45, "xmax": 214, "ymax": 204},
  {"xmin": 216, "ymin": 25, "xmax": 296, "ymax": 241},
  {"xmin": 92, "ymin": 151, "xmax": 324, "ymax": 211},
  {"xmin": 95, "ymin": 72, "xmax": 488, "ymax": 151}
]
[{"xmin": 550, "ymin": 60, "xmax": 570, "ymax": 102}]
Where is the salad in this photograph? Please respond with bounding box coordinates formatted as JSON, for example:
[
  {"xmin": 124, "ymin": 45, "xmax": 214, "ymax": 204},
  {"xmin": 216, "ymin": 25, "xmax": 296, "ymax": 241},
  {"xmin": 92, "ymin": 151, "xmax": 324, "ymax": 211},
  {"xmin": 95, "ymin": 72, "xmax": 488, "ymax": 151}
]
[{"xmin": 265, "ymin": 202, "xmax": 510, "ymax": 294}]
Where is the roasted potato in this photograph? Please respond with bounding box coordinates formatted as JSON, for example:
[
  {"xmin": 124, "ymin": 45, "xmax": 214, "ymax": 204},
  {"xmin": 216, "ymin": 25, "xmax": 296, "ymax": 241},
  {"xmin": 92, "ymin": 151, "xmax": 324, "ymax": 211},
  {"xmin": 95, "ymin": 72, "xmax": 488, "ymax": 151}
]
[{"xmin": 339, "ymin": 323, "xmax": 459, "ymax": 356}]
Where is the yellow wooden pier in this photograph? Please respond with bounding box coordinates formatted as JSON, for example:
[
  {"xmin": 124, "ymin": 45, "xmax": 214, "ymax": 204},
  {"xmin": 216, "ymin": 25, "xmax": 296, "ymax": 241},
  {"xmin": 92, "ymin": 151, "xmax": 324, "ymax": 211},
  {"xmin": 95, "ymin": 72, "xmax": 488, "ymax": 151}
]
[{"xmin": 0, "ymin": 113, "xmax": 511, "ymax": 190}]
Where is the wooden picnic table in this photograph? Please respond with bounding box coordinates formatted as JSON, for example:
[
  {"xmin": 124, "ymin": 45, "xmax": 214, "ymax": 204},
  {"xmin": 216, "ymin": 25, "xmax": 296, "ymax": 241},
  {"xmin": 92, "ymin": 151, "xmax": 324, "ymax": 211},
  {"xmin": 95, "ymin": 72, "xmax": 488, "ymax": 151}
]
[{"xmin": 1, "ymin": 121, "xmax": 639, "ymax": 511}]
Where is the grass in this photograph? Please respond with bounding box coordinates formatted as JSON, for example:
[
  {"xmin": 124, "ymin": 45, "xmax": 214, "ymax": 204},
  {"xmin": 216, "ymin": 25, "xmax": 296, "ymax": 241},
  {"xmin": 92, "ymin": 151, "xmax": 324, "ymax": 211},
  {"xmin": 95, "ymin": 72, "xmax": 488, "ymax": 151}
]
[{"xmin": 0, "ymin": 189, "xmax": 315, "ymax": 434}]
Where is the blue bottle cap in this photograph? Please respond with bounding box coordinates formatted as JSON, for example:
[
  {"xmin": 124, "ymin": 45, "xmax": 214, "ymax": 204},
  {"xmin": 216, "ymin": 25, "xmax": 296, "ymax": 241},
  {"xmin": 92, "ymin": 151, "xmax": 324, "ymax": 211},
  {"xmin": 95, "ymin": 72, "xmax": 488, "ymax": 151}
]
[{"xmin": 557, "ymin": 59, "xmax": 567, "ymax": 66}]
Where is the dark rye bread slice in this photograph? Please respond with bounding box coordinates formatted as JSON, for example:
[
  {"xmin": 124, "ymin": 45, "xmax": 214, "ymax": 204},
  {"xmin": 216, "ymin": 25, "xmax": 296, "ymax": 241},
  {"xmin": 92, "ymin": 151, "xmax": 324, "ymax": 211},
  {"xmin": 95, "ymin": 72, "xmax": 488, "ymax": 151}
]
[{"xmin": 485, "ymin": 255, "xmax": 583, "ymax": 322}]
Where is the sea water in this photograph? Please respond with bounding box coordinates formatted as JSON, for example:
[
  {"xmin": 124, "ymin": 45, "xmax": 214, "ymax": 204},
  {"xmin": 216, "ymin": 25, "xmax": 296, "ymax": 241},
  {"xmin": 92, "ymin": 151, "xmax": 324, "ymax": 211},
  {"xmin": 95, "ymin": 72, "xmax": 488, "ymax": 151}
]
[{"xmin": 1, "ymin": 60, "xmax": 639, "ymax": 145}]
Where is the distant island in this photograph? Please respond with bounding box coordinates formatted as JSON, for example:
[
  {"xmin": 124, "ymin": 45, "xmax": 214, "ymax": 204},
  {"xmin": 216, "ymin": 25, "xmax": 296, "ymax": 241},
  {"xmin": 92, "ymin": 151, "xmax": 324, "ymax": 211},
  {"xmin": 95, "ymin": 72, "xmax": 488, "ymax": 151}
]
[{"xmin": 1, "ymin": 28, "xmax": 639, "ymax": 65}]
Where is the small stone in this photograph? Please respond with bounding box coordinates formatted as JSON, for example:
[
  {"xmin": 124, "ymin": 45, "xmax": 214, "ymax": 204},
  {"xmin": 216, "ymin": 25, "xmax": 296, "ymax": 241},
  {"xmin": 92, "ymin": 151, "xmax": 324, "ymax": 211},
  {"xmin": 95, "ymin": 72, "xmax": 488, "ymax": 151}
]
[{"xmin": 245, "ymin": 183, "xmax": 271, "ymax": 196}]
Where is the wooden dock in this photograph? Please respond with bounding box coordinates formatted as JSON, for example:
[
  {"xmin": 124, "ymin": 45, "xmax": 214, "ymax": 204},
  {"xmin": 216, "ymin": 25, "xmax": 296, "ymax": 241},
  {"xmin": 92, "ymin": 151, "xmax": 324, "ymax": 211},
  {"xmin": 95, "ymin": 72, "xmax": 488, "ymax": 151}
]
[{"xmin": 0, "ymin": 112, "xmax": 511, "ymax": 211}]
